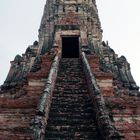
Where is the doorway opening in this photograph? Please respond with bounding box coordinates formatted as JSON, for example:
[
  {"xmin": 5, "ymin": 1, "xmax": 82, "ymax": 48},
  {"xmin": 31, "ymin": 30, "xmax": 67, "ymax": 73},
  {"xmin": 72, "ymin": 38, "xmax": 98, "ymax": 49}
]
[{"xmin": 62, "ymin": 37, "xmax": 79, "ymax": 58}]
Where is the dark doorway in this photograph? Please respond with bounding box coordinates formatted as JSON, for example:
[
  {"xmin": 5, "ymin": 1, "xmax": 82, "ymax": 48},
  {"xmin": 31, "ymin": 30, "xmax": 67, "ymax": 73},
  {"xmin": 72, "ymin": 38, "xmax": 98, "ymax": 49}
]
[{"xmin": 62, "ymin": 37, "xmax": 79, "ymax": 58}]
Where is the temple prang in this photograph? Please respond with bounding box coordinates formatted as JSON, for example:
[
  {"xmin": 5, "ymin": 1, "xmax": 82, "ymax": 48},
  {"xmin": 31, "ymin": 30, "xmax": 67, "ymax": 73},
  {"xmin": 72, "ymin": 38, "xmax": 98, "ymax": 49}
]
[{"xmin": 0, "ymin": 0, "xmax": 140, "ymax": 139}]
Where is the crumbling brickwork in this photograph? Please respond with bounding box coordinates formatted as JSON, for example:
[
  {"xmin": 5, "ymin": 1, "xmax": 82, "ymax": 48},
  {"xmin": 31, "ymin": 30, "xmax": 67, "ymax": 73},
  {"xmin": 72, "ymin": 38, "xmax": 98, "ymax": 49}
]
[{"xmin": 0, "ymin": 0, "xmax": 139, "ymax": 139}]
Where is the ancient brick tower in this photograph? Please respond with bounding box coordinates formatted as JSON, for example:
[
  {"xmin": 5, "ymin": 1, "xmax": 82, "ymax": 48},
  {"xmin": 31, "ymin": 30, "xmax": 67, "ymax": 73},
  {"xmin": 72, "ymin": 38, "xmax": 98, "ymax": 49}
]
[{"xmin": 0, "ymin": 0, "xmax": 140, "ymax": 140}]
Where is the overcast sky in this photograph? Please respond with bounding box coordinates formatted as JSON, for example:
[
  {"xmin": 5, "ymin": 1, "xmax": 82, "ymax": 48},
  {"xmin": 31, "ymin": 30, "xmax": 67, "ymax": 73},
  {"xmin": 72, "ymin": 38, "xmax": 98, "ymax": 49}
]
[{"xmin": 0, "ymin": 0, "xmax": 140, "ymax": 87}]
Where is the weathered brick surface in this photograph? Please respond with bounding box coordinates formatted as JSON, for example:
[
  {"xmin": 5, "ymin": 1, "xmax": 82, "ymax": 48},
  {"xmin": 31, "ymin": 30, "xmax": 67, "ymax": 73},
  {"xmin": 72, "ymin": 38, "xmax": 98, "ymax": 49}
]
[
  {"xmin": 87, "ymin": 55, "xmax": 114, "ymax": 97},
  {"xmin": 87, "ymin": 53, "xmax": 140, "ymax": 139},
  {"xmin": 0, "ymin": 131, "xmax": 32, "ymax": 140},
  {"xmin": 27, "ymin": 54, "xmax": 53, "ymax": 80},
  {"xmin": 0, "ymin": 54, "xmax": 53, "ymax": 139},
  {"xmin": 104, "ymin": 95, "xmax": 140, "ymax": 139},
  {"xmin": 58, "ymin": 11, "xmax": 80, "ymax": 25}
]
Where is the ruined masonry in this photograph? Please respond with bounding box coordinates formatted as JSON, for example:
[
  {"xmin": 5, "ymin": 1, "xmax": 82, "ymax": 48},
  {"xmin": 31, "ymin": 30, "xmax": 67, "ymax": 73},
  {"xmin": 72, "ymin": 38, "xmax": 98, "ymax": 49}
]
[{"xmin": 0, "ymin": 0, "xmax": 140, "ymax": 140}]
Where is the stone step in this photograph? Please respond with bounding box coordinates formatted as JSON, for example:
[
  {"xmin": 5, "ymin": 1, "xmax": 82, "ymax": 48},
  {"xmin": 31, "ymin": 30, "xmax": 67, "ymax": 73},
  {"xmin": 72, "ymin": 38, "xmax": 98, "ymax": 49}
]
[
  {"xmin": 45, "ymin": 131, "xmax": 99, "ymax": 139},
  {"xmin": 51, "ymin": 95, "xmax": 91, "ymax": 100},
  {"xmin": 52, "ymin": 97, "xmax": 90, "ymax": 100},
  {"xmin": 53, "ymin": 91, "xmax": 88, "ymax": 95},
  {"xmin": 51, "ymin": 94, "xmax": 89, "ymax": 98},
  {"xmin": 47, "ymin": 117, "xmax": 96, "ymax": 125},
  {"xmin": 49, "ymin": 112, "xmax": 95, "ymax": 118},
  {"xmin": 46, "ymin": 125, "xmax": 97, "ymax": 132},
  {"xmin": 50, "ymin": 103, "xmax": 94, "ymax": 110},
  {"xmin": 54, "ymin": 87, "xmax": 88, "ymax": 90},
  {"xmin": 49, "ymin": 108, "xmax": 94, "ymax": 114},
  {"xmin": 50, "ymin": 99, "xmax": 92, "ymax": 105}
]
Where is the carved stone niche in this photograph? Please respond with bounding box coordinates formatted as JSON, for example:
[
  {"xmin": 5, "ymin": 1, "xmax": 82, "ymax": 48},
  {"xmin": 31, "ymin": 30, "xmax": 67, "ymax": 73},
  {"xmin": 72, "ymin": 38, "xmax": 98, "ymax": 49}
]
[
  {"xmin": 55, "ymin": 25, "xmax": 80, "ymax": 31},
  {"xmin": 57, "ymin": 11, "xmax": 79, "ymax": 25},
  {"xmin": 80, "ymin": 30, "xmax": 88, "ymax": 47}
]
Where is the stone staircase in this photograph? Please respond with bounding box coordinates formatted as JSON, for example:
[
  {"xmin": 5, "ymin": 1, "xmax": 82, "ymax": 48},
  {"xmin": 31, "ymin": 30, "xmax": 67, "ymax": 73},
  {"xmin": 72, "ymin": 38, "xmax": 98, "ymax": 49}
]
[{"xmin": 45, "ymin": 58, "xmax": 102, "ymax": 140}]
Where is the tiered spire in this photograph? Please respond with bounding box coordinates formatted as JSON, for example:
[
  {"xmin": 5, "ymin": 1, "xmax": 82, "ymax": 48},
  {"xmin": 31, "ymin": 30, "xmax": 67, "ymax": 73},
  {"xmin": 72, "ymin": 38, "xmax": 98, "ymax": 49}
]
[{"xmin": 38, "ymin": 0, "xmax": 102, "ymax": 54}]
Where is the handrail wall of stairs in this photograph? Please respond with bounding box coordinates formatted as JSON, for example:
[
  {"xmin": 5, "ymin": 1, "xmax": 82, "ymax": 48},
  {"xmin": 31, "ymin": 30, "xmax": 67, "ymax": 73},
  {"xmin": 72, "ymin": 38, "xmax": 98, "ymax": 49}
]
[
  {"xmin": 31, "ymin": 52, "xmax": 61, "ymax": 140},
  {"xmin": 81, "ymin": 52, "xmax": 123, "ymax": 140}
]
